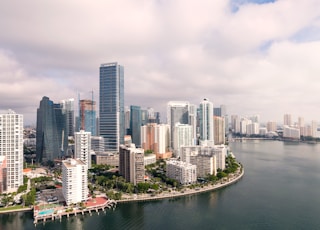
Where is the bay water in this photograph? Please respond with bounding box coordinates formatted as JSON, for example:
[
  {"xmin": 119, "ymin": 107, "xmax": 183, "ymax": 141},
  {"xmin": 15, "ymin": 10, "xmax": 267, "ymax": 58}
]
[{"xmin": 1, "ymin": 140, "xmax": 320, "ymax": 230}]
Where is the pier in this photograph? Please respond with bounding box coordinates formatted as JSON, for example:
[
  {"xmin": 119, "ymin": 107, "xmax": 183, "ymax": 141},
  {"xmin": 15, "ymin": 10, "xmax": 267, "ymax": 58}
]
[{"xmin": 33, "ymin": 197, "xmax": 116, "ymax": 225}]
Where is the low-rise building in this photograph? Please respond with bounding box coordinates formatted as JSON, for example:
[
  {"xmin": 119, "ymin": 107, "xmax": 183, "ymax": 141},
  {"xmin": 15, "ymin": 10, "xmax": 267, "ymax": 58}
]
[{"xmin": 166, "ymin": 160, "xmax": 197, "ymax": 185}]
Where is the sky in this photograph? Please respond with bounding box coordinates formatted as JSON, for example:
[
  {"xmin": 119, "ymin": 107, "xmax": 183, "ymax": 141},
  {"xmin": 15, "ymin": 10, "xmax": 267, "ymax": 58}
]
[{"xmin": 1, "ymin": 0, "xmax": 320, "ymax": 125}]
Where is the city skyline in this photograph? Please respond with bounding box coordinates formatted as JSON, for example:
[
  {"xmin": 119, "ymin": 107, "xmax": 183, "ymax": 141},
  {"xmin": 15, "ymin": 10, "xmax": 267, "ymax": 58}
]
[{"xmin": 1, "ymin": 1, "xmax": 320, "ymax": 124}]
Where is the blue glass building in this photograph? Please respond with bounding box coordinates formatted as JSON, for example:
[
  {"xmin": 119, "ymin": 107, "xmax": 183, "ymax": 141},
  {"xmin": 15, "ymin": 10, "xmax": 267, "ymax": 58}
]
[
  {"xmin": 130, "ymin": 105, "xmax": 142, "ymax": 147},
  {"xmin": 36, "ymin": 96, "xmax": 68, "ymax": 163},
  {"xmin": 99, "ymin": 63, "xmax": 125, "ymax": 152}
]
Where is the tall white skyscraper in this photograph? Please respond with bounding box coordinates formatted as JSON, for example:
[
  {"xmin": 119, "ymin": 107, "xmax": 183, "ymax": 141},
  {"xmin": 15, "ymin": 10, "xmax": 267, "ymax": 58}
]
[
  {"xmin": 0, "ymin": 110, "xmax": 23, "ymax": 193},
  {"xmin": 62, "ymin": 158, "xmax": 88, "ymax": 205},
  {"xmin": 75, "ymin": 130, "xmax": 92, "ymax": 169},
  {"xmin": 199, "ymin": 99, "xmax": 214, "ymax": 146}
]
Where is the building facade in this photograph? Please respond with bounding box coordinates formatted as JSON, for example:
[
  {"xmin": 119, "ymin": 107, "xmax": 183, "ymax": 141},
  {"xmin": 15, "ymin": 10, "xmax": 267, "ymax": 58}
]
[
  {"xmin": 62, "ymin": 158, "xmax": 88, "ymax": 205},
  {"xmin": 214, "ymin": 116, "xmax": 225, "ymax": 145},
  {"xmin": 0, "ymin": 110, "xmax": 23, "ymax": 193},
  {"xmin": 79, "ymin": 99, "xmax": 96, "ymax": 136},
  {"xmin": 99, "ymin": 62, "xmax": 125, "ymax": 152},
  {"xmin": 130, "ymin": 105, "xmax": 142, "ymax": 147},
  {"xmin": 199, "ymin": 99, "xmax": 214, "ymax": 146},
  {"xmin": 167, "ymin": 101, "xmax": 189, "ymax": 150},
  {"xmin": 0, "ymin": 156, "xmax": 7, "ymax": 193},
  {"xmin": 60, "ymin": 98, "xmax": 75, "ymax": 137},
  {"xmin": 141, "ymin": 123, "xmax": 172, "ymax": 159},
  {"xmin": 75, "ymin": 130, "xmax": 91, "ymax": 169},
  {"xmin": 166, "ymin": 160, "xmax": 197, "ymax": 185},
  {"xmin": 119, "ymin": 144, "xmax": 144, "ymax": 185},
  {"xmin": 36, "ymin": 96, "xmax": 68, "ymax": 162}
]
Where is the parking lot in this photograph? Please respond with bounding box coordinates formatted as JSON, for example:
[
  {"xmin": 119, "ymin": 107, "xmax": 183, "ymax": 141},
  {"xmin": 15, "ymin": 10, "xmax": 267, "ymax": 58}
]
[{"xmin": 36, "ymin": 188, "xmax": 65, "ymax": 205}]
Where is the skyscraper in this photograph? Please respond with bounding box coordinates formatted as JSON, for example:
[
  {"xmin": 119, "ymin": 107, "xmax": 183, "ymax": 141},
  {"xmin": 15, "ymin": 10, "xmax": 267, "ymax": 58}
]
[
  {"xmin": 0, "ymin": 110, "xmax": 23, "ymax": 193},
  {"xmin": 62, "ymin": 158, "xmax": 88, "ymax": 205},
  {"xmin": 167, "ymin": 101, "xmax": 189, "ymax": 150},
  {"xmin": 99, "ymin": 62, "xmax": 125, "ymax": 152},
  {"xmin": 36, "ymin": 96, "xmax": 68, "ymax": 163},
  {"xmin": 199, "ymin": 98, "xmax": 214, "ymax": 146},
  {"xmin": 79, "ymin": 99, "xmax": 96, "ymax": 136},
  {"xmin": 60, "ymin": 98, "xmax": 75, "ymax": 137},
  {"xmin": 130, "ymin": 105, "xmax": 142, "ymax": 147},
  {"xmin": 284, "ymin": 114, "xmax": 292, "ymax": 127}
]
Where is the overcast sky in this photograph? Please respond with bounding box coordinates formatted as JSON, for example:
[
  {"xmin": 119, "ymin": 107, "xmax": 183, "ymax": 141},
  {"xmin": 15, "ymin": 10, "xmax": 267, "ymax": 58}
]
[{"xmin": 1, "ymin": 0, "xmax": 320, "ymax": 125}]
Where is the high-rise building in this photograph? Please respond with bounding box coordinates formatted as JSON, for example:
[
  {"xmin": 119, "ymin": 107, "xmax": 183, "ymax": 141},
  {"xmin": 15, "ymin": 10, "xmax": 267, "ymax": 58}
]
[
  {"xmin": 188, "ymin": 104, "xmax": 198, "ymax": 145},
  {"xmin": 130, "ymin": 105, "xmax": 142, "ymax": 147},
  {"xmin": 99, "ymin": 62, "xmax": 125, "ymax": 152},
  {"xmin": 214, "ymin": 116, "xmax": 225, "ymax": 145},
  {"xmin": 62, "ymin": 158, "xmax": 88, "ymax": 205},
  {"xmin": 174, "ymin": 123, "xmax": 193, "ymax": 157},
  {"xmin": 199, "ymin": 99, "xmax": 214, "ymax": 146},
  {"xmin": 141, "ymin": 123, "xmax": 172, "ymax": 159},
  {"xmin": 284, "ymin": 114, "xmax": 292, "ymax": 127},
  {"xmin": 119, "ymin": 144, "xmax": 144, "ymax": 185},
  {"xmin": 0, "ymin": 110, "xmax": 23, "ymax": 193},
  {"xmin": 75, "ymin": 130, "xmax": 92, "ymax": 169},
  {"xmin": 79, "ymin": 99, "xmax": 96, "ymax": 136},
  {"xmin": 167, "ymin": 101, "xmax": 189, "ymax": 150},
  {"xmin": 36, "ymin": 96, "xmax": 68, "ymax": 162},
  {"xmin": 60, "ymin": 98, "xmax": 75, "ymax": 137}
]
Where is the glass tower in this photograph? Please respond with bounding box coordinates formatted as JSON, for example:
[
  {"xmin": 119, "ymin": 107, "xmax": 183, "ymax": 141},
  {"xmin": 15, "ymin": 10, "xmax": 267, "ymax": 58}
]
[
  {"xmin": 79, "ymin": 99, "xmax": 97, "ymax": 136},
  {"xmin": 130, "ymin": 105, "xmax": 142, "ymax": 147},
  {"xmin": 99, "ymin": 62, "xmax": 125, "ymax": 152},
  {"xmin": 36, "ymin": 96, "xmax": 68, "ymax": 163},
  {"xmin": 199, "ymin": 98, "xmax": 214, "ymax": 145},
  {"xmin": 167, "ymin": 101, "xmax": 189, "ymax": 151}
]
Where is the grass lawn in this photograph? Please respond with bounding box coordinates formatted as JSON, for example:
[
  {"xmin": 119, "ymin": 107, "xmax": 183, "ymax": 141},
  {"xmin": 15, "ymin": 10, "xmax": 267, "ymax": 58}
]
[{"xmin": 0, "ymin": 205, "xmax": 28, "ymax": 212}]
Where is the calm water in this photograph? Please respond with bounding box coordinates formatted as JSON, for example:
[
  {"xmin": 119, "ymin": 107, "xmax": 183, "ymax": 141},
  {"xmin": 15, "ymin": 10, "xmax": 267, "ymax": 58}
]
[{"xmin": 2, "ymin": 140, "xmax": 320, "ymax": 230}]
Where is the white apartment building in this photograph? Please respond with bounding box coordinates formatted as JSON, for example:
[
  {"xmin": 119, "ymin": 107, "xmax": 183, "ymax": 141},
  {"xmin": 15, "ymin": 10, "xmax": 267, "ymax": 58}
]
[
  {"xmin": 180, "ymin": 145, "xmax": 226, "ymax": 176},
  {"xmin": 199, "ymin": 99, "xmax": 214, "ymax": 145},
  {"xmin": 174, "ymin": 123, "xmax": 193, "ymax": 158},
  {"xmin": 0, "ymin": 110, "xmax": 23, "ymax": 193},
  {"xmin": 283, "ymin": 126, "xmax": 300, "ymax": 140},
  {"xmin": 247, "ymin": 122, "xmax": 260, "ymax": 135},
  {"xmin": 75, "ymin": 130, "xmax": 91, "ymax": 169},
  {"xmin": 62, "ymin": 158, "xmax": 88, "ymax": 205},
  {"xmin": 166, "ymin": 160, "xmax": 197, "ymax": 185}
]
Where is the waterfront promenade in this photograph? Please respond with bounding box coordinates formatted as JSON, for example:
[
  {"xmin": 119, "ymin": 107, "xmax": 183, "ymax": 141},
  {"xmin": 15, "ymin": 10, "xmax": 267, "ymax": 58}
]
[{"xmin": 118, "ymin": 167, "xmax": 244, "ymax": 203}]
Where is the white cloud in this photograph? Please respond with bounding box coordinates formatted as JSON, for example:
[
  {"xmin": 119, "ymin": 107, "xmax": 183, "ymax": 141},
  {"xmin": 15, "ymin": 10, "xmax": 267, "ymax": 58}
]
[{"xmin": 0, "ymin": 0, "xmax": 320, "ymax": 124}]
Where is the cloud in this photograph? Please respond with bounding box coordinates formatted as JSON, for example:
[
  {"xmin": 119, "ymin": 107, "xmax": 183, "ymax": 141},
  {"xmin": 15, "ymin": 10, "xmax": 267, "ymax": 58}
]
[{"xmin": 0, "ymin": 0, "xmax": 320, "ymax": 124}]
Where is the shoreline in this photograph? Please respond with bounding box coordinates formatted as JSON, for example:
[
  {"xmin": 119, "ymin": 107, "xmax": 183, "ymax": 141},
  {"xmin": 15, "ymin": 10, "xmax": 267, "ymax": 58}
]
[
  {"xmin": 1, "ymin": 168, "xmax": 244, "ymax": 216},
  {"xmin": 117, "ymin": 168, "xmax": 244, "ymax": 203}
]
